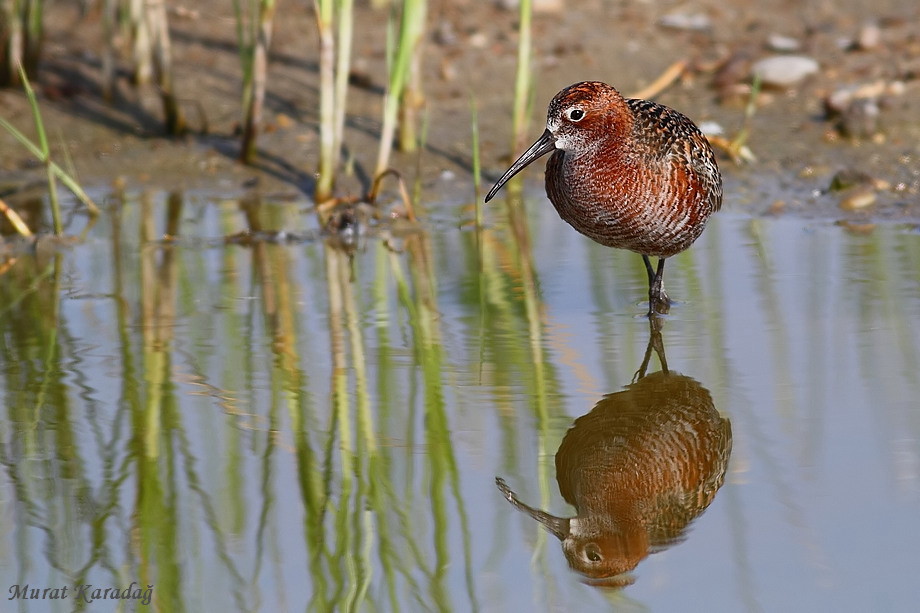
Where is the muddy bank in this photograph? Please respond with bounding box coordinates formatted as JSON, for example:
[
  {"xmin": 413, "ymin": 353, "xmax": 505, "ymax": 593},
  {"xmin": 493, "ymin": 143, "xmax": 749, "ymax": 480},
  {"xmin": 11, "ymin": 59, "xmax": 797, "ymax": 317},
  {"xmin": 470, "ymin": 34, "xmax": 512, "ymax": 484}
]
[{"xmin": 1, "ymin": 0, "xmax": 918, "ymax": 223}]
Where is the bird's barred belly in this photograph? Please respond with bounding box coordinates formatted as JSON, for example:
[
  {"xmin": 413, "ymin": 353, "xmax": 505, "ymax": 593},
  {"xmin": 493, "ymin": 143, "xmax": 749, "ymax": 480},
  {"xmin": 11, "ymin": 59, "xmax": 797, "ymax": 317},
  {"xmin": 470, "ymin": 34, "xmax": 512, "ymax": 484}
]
[{"xmin": 551, "ymin": 195, "xmax": 709, "ymax": 258}]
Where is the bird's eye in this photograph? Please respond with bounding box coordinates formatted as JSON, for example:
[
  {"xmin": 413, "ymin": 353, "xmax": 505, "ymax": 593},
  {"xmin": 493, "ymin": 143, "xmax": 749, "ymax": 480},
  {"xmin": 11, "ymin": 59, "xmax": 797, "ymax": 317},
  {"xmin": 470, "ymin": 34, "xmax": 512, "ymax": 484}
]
[
  {"xmin": 567, "ymin": 108, "xmax": 585, "ymax": 122},
  {"xmin": 584, "ymin": 543, "xmax": 602, "ymax": 563}
]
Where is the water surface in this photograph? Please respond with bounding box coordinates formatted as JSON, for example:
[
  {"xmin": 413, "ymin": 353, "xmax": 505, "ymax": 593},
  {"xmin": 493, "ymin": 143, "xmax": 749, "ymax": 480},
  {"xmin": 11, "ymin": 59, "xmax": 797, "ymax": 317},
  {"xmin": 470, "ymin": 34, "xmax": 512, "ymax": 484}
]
[{"xmin": 1, "ymin": 192, "xmax": 918, "ymax": 612}]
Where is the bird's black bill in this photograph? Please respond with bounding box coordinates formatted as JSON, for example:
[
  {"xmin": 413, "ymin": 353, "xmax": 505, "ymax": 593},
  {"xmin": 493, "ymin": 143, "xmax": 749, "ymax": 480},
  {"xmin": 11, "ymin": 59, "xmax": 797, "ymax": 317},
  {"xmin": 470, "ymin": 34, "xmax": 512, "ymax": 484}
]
[
  {"xmin": 495, "ymin": 477, "xmax": 569, "ymax": 540},
  {"xmin": 484, "ymin": 129, "xmax": 557, "ymax": 202}
]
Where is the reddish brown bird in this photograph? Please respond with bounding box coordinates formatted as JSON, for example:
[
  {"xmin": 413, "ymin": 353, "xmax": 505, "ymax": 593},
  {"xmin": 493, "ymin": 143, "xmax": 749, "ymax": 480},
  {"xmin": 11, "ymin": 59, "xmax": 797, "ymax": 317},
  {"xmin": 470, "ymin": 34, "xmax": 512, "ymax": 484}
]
[
  {"xmin": 485, "ymin": 81, "xmax": 722, "ymax": 315},
  {"xmin": 496, "ymin": 369, "xmax": 732, "ymax": 585}
]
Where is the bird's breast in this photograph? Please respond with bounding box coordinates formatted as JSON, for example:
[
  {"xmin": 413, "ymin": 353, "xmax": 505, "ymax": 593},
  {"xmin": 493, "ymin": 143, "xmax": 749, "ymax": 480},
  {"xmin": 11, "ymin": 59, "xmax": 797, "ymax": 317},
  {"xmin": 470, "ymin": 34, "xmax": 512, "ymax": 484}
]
[{"xmin": 544, "ymin": 150, "xmax": 715, "ymax": 258}]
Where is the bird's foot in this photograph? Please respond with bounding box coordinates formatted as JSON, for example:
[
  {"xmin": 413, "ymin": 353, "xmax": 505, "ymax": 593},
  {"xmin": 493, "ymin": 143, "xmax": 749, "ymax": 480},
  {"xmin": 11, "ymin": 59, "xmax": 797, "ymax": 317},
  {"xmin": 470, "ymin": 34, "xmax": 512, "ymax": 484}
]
[{"xmin": 648, "ymin": 288, "xmax": 670, "ymax": 316}]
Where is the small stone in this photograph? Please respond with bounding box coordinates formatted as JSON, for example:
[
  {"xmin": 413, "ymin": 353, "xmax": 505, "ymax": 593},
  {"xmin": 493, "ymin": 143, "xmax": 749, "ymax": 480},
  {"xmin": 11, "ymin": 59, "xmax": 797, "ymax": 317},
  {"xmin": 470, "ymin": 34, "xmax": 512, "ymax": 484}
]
[
  {"xmin": 658, "ymin": 13, "xmax": 711, "ymax": 31},
  {"xmin": 468, "ymin": 32, "xmax": 488, "ymax": 49},
  {"xmin": 767, "ymin": 34, "xmax": 801, "ymax": 52},
  {"xmin": 533, "ymin": 0, "xmax": 564, "ymax": 11},
  {"xmin": 838, "ymin": 186, "xmax": 877, "ymax": 211},
  {"xmin": 829, "ymin": 168, "xmax": 874, "ymax": 192},
  {"xmin": 497, "ymin": 0, "xmax": 562, "ymax": 12},
  {"xmin": 439, "ymin": 58, "xmax": 457, "ymax": 82},
  {"xmin": 823, "ymin": 129, "xmax": 841, "ymax": 143},
  {"xmin": 824, "ymin": 81, "xmax": 905, "ymax": 138},
  {"xmin": 840, "ymin": 98, "xmax": 880, "ymax": 138},
  {"xmin": 826, "ymin": 81, "xmax": 901, "ymax": 113},
  {"xmin": 826, "ymin": 87, "xmax": 857, "ymax": 114},
  {"xmin": 697, "ymin": 121, "xmax": 724, "ymax": 136},
  {"xmin": 170, "ymin": 6, "xmax": 200, "ymax": 19},
  {"xmin": 857, "ymin": 23, "xmax": 882, "ymax": 50},
  {"xmin": 751, "ymin": 55, "xmax": 819, "ymax": 88},
  {"xmin": 434, "ymin": 20, "xmax": 457, "ymax": 46}
]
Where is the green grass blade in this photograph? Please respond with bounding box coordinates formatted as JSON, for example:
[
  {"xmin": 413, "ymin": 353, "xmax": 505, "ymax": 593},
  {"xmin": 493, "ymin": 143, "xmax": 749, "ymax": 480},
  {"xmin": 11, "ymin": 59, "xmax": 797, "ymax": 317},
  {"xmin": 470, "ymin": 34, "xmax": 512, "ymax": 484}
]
[
  {"xmin": 19, "ymin": 64, "xmax": 61, "ymax": 233},
  {"xmin": 0, "ymin": 115, "xmax": 100, "ymax": 216}
]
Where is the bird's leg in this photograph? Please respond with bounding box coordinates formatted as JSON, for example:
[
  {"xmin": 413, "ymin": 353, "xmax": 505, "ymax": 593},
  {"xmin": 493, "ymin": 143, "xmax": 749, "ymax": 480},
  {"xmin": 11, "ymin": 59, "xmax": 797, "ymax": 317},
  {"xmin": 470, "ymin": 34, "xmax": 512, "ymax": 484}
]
[
  {"xmin": 649, "ymin": 314, "xmax": 669, "ymax": 373},
  {"xmin": 633, "ymin": 315, "xmax": 669, "ymax": 381},
  {"xmin": 648, "ymin": 257, "xmax": 670, "ymax": 315},
  {"xmin": 642, "ymin": 255, "xmax": 656, "ymax": 287}
]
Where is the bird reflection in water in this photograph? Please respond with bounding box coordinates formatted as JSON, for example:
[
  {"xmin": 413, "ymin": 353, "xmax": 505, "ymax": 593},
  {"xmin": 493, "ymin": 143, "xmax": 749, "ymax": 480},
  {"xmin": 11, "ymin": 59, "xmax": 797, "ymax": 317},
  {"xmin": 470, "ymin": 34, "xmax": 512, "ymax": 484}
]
[{"xmin": 496, "ymin": 318, "xmax": 732, "ymax": 587}]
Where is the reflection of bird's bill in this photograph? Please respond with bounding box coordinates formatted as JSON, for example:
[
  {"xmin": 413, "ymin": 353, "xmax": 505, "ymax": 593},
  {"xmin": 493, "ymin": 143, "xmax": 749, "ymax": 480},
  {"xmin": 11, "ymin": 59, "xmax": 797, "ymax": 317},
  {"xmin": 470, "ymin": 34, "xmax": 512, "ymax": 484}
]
[
  {"xmin": 495, "ymin": 477, "xmax": 568, "ymax": 540},
  {"xmin": 495, "ymin": 313, "xmax": 731, "ymax": 588}
]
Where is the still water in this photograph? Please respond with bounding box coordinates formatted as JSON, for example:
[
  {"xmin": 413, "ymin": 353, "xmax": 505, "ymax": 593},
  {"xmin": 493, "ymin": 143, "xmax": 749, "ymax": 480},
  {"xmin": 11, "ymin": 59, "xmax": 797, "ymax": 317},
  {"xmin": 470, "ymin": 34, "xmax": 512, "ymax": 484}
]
[{"xmin": 1, "ymin": 191, "xmax": 918, "ymax": 612}]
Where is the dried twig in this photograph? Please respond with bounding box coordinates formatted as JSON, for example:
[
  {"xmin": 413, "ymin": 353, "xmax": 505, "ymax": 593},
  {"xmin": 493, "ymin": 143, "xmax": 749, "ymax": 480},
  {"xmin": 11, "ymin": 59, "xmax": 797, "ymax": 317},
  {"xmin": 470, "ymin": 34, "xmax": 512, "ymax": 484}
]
[
  {"xmin": 0, "ymin": 198, "xmax": 34, "ymax": 237},
  {"xmin": 628, "ymin": 59, "xmax": 688, "ymax": 100},
  {"xmin": 368, "ymin": 168, "xmax": 417, "ymax": 222}
]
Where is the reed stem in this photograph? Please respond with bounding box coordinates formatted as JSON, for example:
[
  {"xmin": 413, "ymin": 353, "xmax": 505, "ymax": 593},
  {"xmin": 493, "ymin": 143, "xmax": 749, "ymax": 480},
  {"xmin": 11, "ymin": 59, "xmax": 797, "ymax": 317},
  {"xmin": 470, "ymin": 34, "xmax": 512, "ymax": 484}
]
[
  {"xmin": 314, "ymin": 0, "xmax": 354, "ymax": 202},
  {"xmin": 374, "ymin": 0, "xmax": 426, "ymax": 179},
  {"xmin": 0, "ymin": 67, "xmax": 100, "ymax": 219},
  {"xmin": 19, "ymin": 65, "xmax": 60, "ymax": 234},
  {"xmin": 333, "ymin": 0, "xmax": 354, "ymax": 167},
  {"xmin": 0, "ymin": 0, "xmax": 43, "ymax": 86},
  {"xmin": 238, "ymin": 0, "xmax": 278, "ymax": 163},
  {"xmin": 511, "ymin": 0, "xmax": 533, "ymax": 154},
  {"xmin": 469, "ymin": 93, "xmax": 483, "ymax": 229},
  {"xmin": 315, "ymin": 36, "xmax": 335, "ymax": 201},
  {"xmin": 100, "ymin": 0, "xmax": 117, "ymax": 101},
  {"xmin": 128, "ymin": 0, "xmax": 152, "ymax": 85},
  {"xmin": 147, "ymin": 0, "xmax": 185, "ymax": 134}
]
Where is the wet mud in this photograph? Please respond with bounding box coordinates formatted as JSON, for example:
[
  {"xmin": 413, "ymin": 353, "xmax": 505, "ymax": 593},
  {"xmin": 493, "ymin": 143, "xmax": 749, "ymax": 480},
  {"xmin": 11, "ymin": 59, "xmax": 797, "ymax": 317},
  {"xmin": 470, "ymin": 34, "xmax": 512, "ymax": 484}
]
[{"xmin": 0, "ymin": 0, "xmax": 918, "ymax": 223}]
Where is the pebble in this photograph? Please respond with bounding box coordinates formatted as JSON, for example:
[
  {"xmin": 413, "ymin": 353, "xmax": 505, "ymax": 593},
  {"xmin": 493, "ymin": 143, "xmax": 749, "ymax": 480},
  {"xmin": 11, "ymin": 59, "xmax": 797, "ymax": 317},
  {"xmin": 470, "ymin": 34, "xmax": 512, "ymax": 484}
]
[
  {"xmin": 838, "ymin": 187, "xmax": 877, "ymax": 211},
  {"xmin": 767, "ymin": 34, "xmax": 801, "ymax": 52},
  {"xmin": 825, "ymin": 81, "xmax": 904, "ymax": 138},
  {"xmin": 658, "ymin": 13, "xmax": 712, "ymax": 32},
  {"xmin": 829, "ymin": 169, "xmax": 882, "ymax": 211},
  {"xmin": 840, "ymin": 99, "xmax": 879, "ymax": 138},
  {"xmin": 825, "ymin": 80, "xmax": 904, "ymax": 112},
  {"xmin": 696, "ymin": 121, "xmax": 724, "ymax": 136},
  {"xmin": 534, "ymin": 0, "xmax": 564, "ymax": 11},
  {"xmin": 857, "ymin": 23, "xmax": 882, "ymax": 50},
  {"xmin": 828, "ymin": 168, "xmax": 875, "ymax": 192},
  {"xmin": 751, "ymin": 55, "xmax": 819, "ymax": 88},
  {"xmin": 434, "ymin": 20, "xmax": 457, "ymax": 46},
  {"xmin": 497, "ymin": 0, "xmax": 562, "ymax": 12},
  {"xmin": 467, "ymin": 32, "xmax": 488, "ymax": 49}
]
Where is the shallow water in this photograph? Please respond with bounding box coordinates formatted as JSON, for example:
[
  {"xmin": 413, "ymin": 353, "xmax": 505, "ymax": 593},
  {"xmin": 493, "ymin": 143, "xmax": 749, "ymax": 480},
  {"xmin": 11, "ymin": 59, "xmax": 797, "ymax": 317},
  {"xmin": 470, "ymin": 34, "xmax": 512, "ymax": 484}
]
[{"xmin": 1, "ymin": 191, "xmax": 919, "ymax": 612}]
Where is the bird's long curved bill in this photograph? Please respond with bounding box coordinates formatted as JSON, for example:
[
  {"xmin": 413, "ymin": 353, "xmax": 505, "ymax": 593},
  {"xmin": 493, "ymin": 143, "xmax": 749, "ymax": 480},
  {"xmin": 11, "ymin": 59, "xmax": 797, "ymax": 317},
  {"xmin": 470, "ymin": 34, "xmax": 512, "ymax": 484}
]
[
  {"xmin": 484, "ymin": 129, "xmax": 557, "ymax": 202},
  {"xmin": 496, "ymin": 477, "xmax": 569, "ymax": 540}
]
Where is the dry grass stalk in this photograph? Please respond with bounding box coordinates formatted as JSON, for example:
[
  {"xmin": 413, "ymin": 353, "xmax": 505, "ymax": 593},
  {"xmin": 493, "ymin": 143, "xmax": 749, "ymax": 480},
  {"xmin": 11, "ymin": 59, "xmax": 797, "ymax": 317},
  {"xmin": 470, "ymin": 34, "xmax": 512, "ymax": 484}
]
[
  {"xmin": 146, "ymin": 0, "xmax": 185, "ymax": 134},
  {"xmin": 0, "ymin": 0, "xmax": 43, "ymax": 87},
  {"xmin": 627, "ymin": 59, "xmax": 687, "ymax": 100},
  {"xmin": 0, "ymin": 198, "xmax": 34, "ymax": 238},
  {"xmin": 374, "ymin": 0, "xmax": 427, "ymax": 179},
  {"xmin": 314, "ymin": 0, "xmax": 354, "ymax": 203},
  {"xmin": 240, "ymin": 0, "xmax": 278, "ymax": 163}
]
